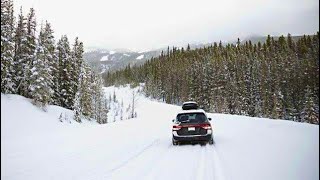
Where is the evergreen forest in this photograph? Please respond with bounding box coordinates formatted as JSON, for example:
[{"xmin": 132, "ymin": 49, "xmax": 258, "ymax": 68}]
[{"xmin": 104, "ymin": 33, "xmax": 319, "ymax": 124}]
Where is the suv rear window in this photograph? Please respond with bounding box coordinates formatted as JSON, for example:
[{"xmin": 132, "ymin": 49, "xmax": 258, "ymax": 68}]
[{"xmin": 176, "ymin": 113, "xmax": 207, "ymax": 123}]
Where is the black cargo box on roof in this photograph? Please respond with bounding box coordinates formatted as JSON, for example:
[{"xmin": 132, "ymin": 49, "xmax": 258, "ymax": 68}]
[{"xmin": 182, "ymin": 101, "xmax": 199, "ymax": 110}]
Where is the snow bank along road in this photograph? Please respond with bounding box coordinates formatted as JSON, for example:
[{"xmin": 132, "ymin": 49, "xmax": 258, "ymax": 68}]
[{"xmin": 1, "ymin": 86, "xmax": 319, "ymax": 180}]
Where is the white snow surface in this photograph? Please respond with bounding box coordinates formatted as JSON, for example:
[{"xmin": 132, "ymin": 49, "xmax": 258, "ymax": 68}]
[
  {"xmin": 1, "ymin": 86, "xmax": 319, "ymax": 180},
  {"xmin": 136, "ymin": 54, "xmax": 144, "ymax": 60},
  {"xmin": 100, "ymin": 55, "xmax": 109, "ymax": 61},
  {"xmin": 109, "ymin": 50, "xmax": 116, "ymax": 55}
]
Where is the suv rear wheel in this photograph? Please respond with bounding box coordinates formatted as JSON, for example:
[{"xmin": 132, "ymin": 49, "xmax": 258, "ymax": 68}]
[
  {"xmin": 209, "ymin": 138, "xmax": 214, "ymax": 145},
  {"xmin": 200, "ymin": 142, "xmax": 207, "ymax": 146},
  {"xmin": 172, "ymin": 139, "xmax": 178, "ymax": 146}
]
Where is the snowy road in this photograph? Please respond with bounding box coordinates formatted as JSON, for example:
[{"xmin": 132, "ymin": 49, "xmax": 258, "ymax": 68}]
[
  {"xmin": 1, "ymin": 86, "xmax": 319, "ymax": 180},
  {"xmin": 106, "ymin": 95, "xmax": 227, "ymax": 180},
  {"xmin": 109, "ymin": 139, "xmax": 226, "ymax": 180}
]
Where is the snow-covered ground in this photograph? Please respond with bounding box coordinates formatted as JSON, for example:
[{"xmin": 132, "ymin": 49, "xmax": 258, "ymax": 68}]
[
  {"xmin": 1, "ymin": 86, "xmax": 319, "ymax": 180},
  {"xmin": 100, "ymin": 55, "xmax": 109, "ymax": 61},
  {"xmin": 136, "ymin": 54, "xmax": 144, "ymax": 60}
]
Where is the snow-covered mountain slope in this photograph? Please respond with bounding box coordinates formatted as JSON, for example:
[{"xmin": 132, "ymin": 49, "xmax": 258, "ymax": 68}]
[
  {"xmin": 83, "ymin": 49, "xmax": 162, "ymax": 73},
  {"xmin": 1, "ymin": 87, "xmax": 319, "ymax": 180}
]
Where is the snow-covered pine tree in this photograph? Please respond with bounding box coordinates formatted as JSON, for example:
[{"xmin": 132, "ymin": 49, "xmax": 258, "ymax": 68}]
[
  {"xmin": 1, "ymin": 0, "xmax": 15, "ymax": 94},
  {"xmin": 90, "ymin": 72, "xmax": 108, "ymax": 124},
  {"xmin": 113, "ymin": 90, "xmax": 117, "ymax": 102},
  {"xmin": 120, "ymin": 107, "xmax": 123, "ymax": 120},
  {"xmin": 187, "ymin": 59, "xmax": 201, "ymax": 103},
  {"xmin": 239, "ymin": 56, "xmax": 252, "ymax": 116},
  {"xmin": 271, "ymin": 91, "xmax": 284, "ymax": 119},
  {"xmin": 29, "ymin": 23, "xmax": 54, "ymax": 107},
  {"xmin": 100, "ymin": 95, "xmax": 108, "ymax": 123},
  {"xmin": 71, "ymin": 37, "xmax": 85, "ymax": 122},
  {"xmin": 79, "ymin": 63, "xmax": 93, "ymax": 117},
  {"xmin": 73, "ymin": 91, "xmax": 82, "ymax": 123},
  {"xmin": 130, "ymin": 90, "xmax": 138, "ymax": 119},
  {"xmin": 201, "ymin": 58, "xmax": 213, "ymax": 111},
  {"xmin": 22, "ymin": 8, "xmax": 37, "ymax": 98},
  {"xmin": 13, "ymin": 7, "xmax": 29, "ymax": 96},
  {"xmin": 58, "ymin": 112, "xmax": 63, "ymax": 122},
  {"xmin": 252, "ymin": 56, "xmax": 263, "ymax": 117},
  {"xmin": 41, "ymin": 21, "xmax": 58, "ymax": 105},
  {"xmin": 90, "ymin": 73, "xmax": 98, "ymax": 120},
  {"xmin": 301, "ymin": 87, "xmax": 319, "ymax": 124},
  {"xmin": 96, "ymin": 76, "xmax": 108, "ymax": 124},
  {"xmin": 71, "ymin": 37, "xmax": 84, "ymax": 98},
  {"xmin": 225, "ymin": 55, "xmax": 237, "ymax": 115},
  {"xmin": 57, "ymin": 35, "xmax": 73, "ymax": 109}
]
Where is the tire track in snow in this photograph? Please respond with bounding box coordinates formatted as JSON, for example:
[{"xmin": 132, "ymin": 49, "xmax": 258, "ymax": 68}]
[
  {"xmin": 190, "ymin": 144, "xmax": 227, "ymax": 180},
  {"xmin": 106, "ymin": 138, "xmax": 227, "ymax": 180},
  {"xmin": 140, "ymin": 143, "xmax": 199, "ymax": 180},
  {"xmin": 106, "ymin": 139, "xmax": 160, "ymax": 174},
  {"xmin": 136, "ymin": 142, "xmax": 228, "ymax": 180},
  {"xmin": 130, "ymin": 141, "xmax": 174, "ymax": 180},
  {"xmin": 105, "ymin": 138, "xmax": 226, "ymax": 180},
  {"xmin": 141, "ymin": 143, "xmax": 219, "ymax": 180},
  {"xmin": 193, "ymin": 146, "xmax": 206, "ymax": 180},
  {"xmin": 209, "ymin": 144, "xmax": 227, "ymax": 180},
  {"xmin": 107, "ymin": 138, "xmax": 173, "ymax": 180}
]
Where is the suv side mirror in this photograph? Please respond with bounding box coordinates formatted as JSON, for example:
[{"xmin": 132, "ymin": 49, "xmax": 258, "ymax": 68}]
[{"xmin": 208, "ymin": 118, "xmax": 212, "ymax": 121}]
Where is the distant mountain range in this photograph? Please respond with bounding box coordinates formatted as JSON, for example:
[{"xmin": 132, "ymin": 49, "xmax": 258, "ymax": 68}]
[
  {"xmin": 84, "ymin": 34, "xmax": 313, "ymax": 74},
  {"xmin": 83, "ymin": 48, "xmax": 163, "ymax": 74}
]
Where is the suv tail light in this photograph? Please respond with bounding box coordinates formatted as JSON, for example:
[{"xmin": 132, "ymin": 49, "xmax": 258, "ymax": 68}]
[
  {"xmin": 200, "ymin": 124, "xmax": 212, "ymax": 130},
  {"xmin": 172, "ymin": 125, "xmax": 182, "ymax": 131}
]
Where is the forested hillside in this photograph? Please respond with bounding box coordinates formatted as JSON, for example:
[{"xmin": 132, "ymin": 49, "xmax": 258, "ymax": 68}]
[
  {"xmin": 104, "ymin": 33, "xmax": 319, "ymax": 124},
  {"xmin": 83, "ymin": 49, "xmax": 163, "ymax": 73},
  {"xmin": 1, "ymin": 0, "xmax": 108, "ymax": 123}
]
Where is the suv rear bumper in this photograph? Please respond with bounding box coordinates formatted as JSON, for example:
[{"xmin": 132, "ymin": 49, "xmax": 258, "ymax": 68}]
[{"xmin": 172, "ymin": 132, "xmax": 212, "ymax": 142}]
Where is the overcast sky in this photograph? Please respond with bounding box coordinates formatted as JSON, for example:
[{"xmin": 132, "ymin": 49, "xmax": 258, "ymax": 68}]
[{"xmin": 13, "ymin": 0, "xmax": 319, "ymax": 51}]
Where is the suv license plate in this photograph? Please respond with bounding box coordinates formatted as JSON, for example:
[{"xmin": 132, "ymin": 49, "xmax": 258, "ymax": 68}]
[{"xmin": 188, "ymin": 127, "xmax": 195, "ymax": 131}]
